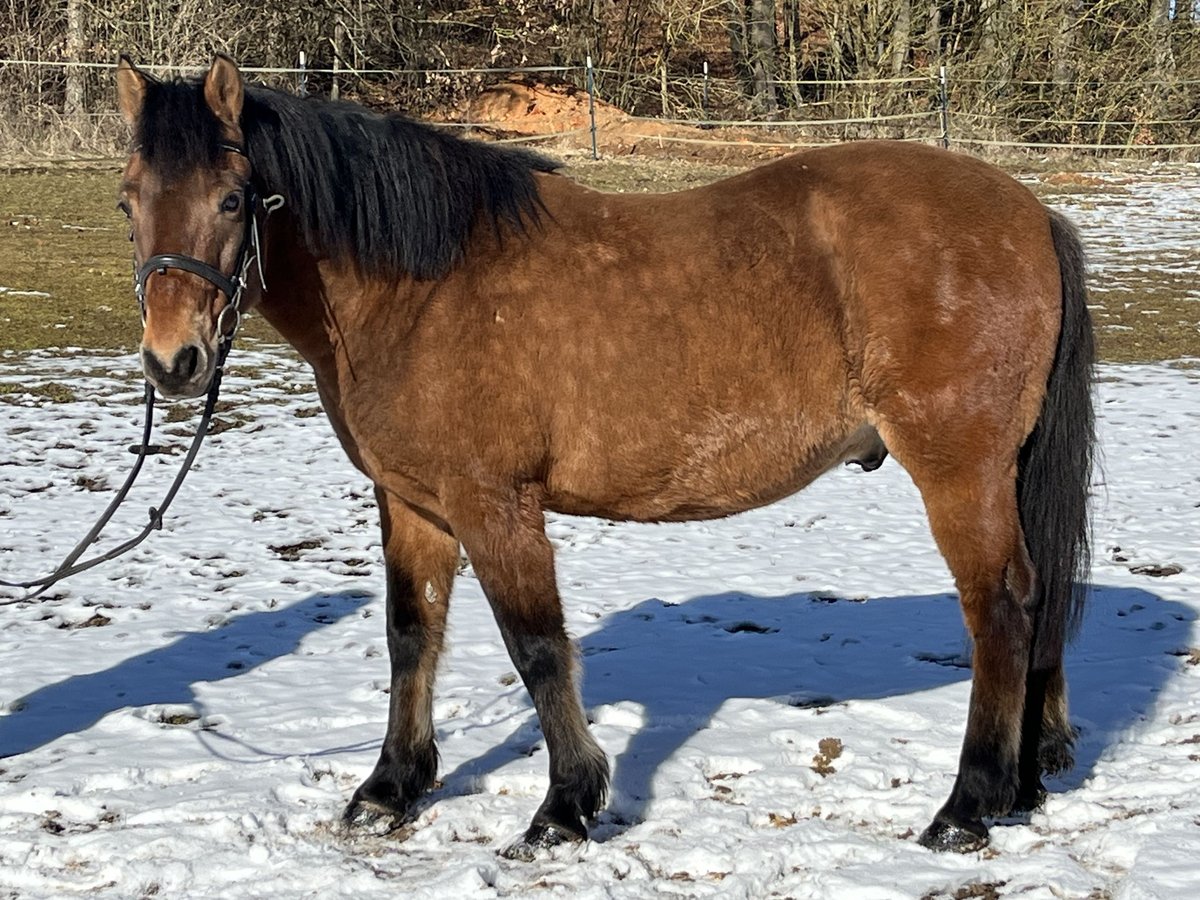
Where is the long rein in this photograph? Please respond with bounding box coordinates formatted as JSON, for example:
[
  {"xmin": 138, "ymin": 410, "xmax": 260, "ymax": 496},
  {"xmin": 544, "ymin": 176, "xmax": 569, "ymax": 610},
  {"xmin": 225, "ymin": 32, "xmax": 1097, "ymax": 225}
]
[{"xmin": 0, "ymin": 149, "xmax": 283, "ymax": 604}]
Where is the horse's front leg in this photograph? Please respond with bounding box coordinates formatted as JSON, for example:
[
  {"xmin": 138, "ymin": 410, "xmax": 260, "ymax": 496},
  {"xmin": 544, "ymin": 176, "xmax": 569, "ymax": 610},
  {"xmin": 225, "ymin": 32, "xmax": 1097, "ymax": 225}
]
[
  {"xmin": 344, "ymin": 487, "xmax": 460, "ymax": 830},
  {"xmin": 446, "ymin": 482, "xmax": 609, "ymax": 859}
]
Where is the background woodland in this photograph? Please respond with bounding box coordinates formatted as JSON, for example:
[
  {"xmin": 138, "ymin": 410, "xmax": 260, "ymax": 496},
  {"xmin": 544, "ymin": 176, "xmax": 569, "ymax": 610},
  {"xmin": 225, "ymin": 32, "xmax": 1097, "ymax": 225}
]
[{"xmin": 2, "ymin": 1, "xmax": 1199, "ymax": 153}]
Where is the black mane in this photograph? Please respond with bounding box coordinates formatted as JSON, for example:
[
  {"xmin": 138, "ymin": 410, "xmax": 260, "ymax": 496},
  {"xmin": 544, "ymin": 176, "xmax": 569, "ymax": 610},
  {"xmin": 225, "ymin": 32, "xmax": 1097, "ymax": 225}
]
[{"xmin": 134, "ymin": 78, "xmax": 559, "ymax": 280}]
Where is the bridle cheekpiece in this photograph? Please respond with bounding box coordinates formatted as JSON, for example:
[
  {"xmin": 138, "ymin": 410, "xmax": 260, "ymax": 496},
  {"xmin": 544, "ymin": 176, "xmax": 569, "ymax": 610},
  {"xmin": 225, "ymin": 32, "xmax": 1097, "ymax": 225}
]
[{"xmin": 132, "ymin": 141, "xmax": 283, "ymax": 354}]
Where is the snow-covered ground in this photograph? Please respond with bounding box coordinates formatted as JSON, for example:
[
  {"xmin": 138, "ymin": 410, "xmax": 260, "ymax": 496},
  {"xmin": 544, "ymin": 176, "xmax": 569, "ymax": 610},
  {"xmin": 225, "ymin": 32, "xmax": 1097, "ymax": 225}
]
[{"xmin": 0, "ymin": 173, "xmax": 1198, "ymax": 898}]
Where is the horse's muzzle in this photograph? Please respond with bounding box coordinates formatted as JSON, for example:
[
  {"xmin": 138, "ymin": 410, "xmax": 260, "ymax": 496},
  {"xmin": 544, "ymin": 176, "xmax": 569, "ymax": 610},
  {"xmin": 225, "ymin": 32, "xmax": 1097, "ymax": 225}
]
[{"xmin": 141, "ymin": 342, "xmax": 214, "ymax": 399}]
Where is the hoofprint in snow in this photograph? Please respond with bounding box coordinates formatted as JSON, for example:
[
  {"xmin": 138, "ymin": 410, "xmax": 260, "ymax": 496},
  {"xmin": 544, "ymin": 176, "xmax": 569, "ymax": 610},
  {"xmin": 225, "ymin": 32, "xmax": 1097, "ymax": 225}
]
[
  {"xmin": 0, "ymin": 167, "xmax": 1197, "ymax": 897},
  {"xmin": 0, "ymin": 346, "xmax": 1197, "ymax": 899}
]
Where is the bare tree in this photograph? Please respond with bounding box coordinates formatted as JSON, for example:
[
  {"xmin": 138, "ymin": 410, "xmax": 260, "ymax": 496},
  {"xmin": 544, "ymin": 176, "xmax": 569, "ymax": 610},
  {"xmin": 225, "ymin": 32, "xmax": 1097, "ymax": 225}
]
[
  {"xmin": 891, "ymin": 0, "xmax": 912, "ymax": 75},
  {"xmin": 65, "ymin": 0, "xmax": 85, "ymax": 118},
  {"xmin": 728, "ymin": 0, "xmax": 778, "ymax": 114},
  {"xmin": 1149, "ymin": 0, "xmax": 1176, "ymax": 79},
  {"xmin": 4, "ymin": 0, "xmax": 1200, "ymax": 158},
  {"xmin": 1052, "ymin": 0, "xmax": 1082, "ymax": 87}
]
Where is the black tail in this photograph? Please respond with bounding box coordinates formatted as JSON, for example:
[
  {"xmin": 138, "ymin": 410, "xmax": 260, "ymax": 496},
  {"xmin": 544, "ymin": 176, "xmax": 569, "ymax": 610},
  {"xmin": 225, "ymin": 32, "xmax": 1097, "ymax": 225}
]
[{"xmin": 1019, "ymin": 209, "xmax": 1095, "ymax": 669}]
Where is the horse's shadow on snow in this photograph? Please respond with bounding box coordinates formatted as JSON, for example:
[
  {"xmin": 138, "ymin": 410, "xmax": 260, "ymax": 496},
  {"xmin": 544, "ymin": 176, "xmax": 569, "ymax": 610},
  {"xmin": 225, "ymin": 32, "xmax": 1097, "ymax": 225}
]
[
  {"xmin": 2, "ymin": 581, "xmax": 1186, "ymax": 836},
  {"xmin": 440, "ymin": 584, "xmax": 1190, "ymax": 832},
  {"xmin": 0, "ymin": 590, "xmax": 371, "ymax": 759}
]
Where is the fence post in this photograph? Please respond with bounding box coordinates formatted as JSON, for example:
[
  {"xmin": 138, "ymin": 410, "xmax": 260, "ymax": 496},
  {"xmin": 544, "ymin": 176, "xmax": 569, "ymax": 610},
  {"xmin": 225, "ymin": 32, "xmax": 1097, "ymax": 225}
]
[
  {"xmin": 702, "ymin": 60, "xmax": 710, "ymax": 116},
  {"xmin": 298, "ymin": 50, "xmax": 308, "ymax": 97},
  {"xmin": 939, "ymin": 65, "xmax": 950, "ymax": 149},
  {"xmin": 586, "ymin": 55, "xmax": 599, "ymax": 160}
]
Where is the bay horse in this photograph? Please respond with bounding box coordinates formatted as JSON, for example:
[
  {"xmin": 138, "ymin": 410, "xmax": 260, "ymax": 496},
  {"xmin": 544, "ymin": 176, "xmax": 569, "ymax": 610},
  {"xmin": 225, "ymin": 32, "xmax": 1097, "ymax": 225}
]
[{"xmin": 114, "ymin": 56, "xmax": 1094, "ymax": 855}]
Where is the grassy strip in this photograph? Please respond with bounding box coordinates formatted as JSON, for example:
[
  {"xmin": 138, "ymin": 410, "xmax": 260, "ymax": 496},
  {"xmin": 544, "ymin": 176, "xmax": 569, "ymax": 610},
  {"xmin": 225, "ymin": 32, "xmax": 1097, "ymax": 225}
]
[{"xmin": 1, "ymin": 159, "xmax": 1195, "ymax": 362}]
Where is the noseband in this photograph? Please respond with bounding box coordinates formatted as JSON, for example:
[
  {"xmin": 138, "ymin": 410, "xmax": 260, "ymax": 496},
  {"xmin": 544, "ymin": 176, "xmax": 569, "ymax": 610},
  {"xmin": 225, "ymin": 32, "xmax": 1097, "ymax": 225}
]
[{"xmin": 133, "ymin": 142, "xmax": 283, "ymax": 347}]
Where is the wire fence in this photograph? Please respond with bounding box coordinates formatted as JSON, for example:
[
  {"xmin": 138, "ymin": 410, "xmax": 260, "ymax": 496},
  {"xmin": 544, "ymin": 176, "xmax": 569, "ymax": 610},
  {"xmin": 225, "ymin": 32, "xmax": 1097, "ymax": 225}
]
[{"xmin": 2, "ymin": 55, "xmax": 1199, "ymax": 163}]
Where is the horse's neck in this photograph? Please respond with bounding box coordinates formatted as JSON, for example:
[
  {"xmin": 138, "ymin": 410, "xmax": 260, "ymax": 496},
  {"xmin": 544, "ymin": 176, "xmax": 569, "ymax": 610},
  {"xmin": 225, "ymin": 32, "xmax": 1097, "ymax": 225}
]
[
  {"xmin": 253, "ymin": 222, "xmax": 427, "ymax": 387},
  {"xmin": 254, "ymin": 227, "xmax": 334, "ymax": 368}
]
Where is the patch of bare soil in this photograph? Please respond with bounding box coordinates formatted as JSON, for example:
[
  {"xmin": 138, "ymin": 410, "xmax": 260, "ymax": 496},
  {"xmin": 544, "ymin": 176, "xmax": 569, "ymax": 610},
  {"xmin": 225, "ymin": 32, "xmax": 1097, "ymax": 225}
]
[{"xmin": 456, "ymin": 79, "xmax": 798, "ymax": 163}]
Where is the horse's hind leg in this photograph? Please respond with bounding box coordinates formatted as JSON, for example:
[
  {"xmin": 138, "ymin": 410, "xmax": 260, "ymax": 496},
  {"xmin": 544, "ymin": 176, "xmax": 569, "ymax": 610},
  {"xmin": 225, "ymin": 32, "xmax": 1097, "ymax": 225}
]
[
  {"xmin": 344, "ymin": 488, "xmax": 460, "ymax": 830},
  {"xmin": 895, "ymin": 452, "xmax": 1037, "ymax": 851},
  {"xmin": 1038, "ymin": 666, "xmax": 1076, "ymax": 775},
  {"xmin": 1015, "ymin": 646, "xmax": 1076, "ymax": 812},
  {"xmin": 444, "ymin": 483, "xmax": 609, "ymax": 858}
]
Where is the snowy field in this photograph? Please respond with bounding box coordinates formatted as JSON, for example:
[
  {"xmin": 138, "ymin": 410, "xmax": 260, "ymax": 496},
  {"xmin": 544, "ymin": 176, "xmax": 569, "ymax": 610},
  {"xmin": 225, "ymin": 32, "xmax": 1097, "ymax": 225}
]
[{"xmin": 0, "ymin": 172, "xmax": 1198, "ymax": 899}]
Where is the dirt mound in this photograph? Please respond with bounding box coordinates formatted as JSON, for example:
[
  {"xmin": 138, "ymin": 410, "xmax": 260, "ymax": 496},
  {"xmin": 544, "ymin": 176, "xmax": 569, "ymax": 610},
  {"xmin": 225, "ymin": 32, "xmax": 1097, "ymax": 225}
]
[
  {"xmin": 1041, "ymin": 172, "xmax": 1108, "ymax": 187},
  {"xmin": 465, "ymin": 79, "xmax": 623, "ymax": 135},
  {"xmin": 459, "ymin": 79, "xmax": 747, "ymax": 159},
  {"xmin": 456, "ymin": 80, "xmax": 883, "ymax": 162}
]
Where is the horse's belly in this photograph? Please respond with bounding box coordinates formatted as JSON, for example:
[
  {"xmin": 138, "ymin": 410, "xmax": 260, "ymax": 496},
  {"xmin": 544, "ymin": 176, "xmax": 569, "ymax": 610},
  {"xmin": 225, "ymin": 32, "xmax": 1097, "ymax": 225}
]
[{"xmin": 545, "ymin": 419, "xmax": 881, "ymax": 523}]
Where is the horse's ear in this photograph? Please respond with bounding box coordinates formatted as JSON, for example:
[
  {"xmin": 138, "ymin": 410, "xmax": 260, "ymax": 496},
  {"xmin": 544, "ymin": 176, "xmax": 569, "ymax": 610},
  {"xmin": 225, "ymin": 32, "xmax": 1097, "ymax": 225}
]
[
  {"xmin": 204, "ymin": 54, "xmax": 244, "ymax": 130},
  {"xmin": 116, "ymin": 55, "xmax": 150, "ymax": 127}
]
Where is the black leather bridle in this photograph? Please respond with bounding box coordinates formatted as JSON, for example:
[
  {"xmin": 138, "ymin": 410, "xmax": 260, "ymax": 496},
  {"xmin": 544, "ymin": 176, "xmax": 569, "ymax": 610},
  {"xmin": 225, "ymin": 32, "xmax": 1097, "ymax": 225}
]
[
  {"xmin": 133, "ymin": 142, "xmax": 279, "ymax": 345},
  {"xmin": 0, "ymin": 144, "xmax": 283, "ymax": 603}
]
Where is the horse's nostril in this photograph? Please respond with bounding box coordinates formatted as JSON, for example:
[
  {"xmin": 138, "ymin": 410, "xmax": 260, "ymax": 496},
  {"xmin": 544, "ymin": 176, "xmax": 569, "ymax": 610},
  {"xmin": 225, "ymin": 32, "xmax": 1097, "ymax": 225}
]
[
  {"xmin": 142, "ymin": 349, "xmax": 169, "ymax": 385},
  {"xmin": 173, "ymin": 345, "xmax": 201, "ymax": 381}
]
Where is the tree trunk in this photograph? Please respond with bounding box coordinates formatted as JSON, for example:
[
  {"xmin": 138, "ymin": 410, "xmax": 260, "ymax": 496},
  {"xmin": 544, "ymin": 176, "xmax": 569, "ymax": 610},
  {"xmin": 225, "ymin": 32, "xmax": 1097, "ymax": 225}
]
[
  {"xmin": 65, "ymin": 0, "xmax": 85, "ymax": 119},
  {"xmin": 727, "ymin": 0, "xmax": 749, "ymax": 75},
  {"xmin": 925, "ymin": 1, "xmax": 941, "ymax": 60},
  {"xmin": 331, "ymin": 20, "xmax": 345, "ymax": 101},
  {"xmin": 720, "ymin": 0, "xmax": 777, "ymax": 114},
  {"xmin": 1145, "ymin": 0, "xmax": 1176, "ymax": 129},
  {"xmin": 1149, "ymin": 0, "xmax": 1175, "ymax": 80},
  {"xmin": 1052, "ymin": 0, "xmax": 1080, "ymax": 87},
  {"xmin": 979, "ymin": 0, "xmax": 1011, "ymax": 77},
  {"xmin": 783, "ymin": 0, "xmax": 803, "ymax": 110},
  {"xmin": 745, "ymin": 0, "xmax": 778, "ymax": 114},
  {"xmin": 891, "ymin": 0, "xmax": 912, "ymax": 76}
]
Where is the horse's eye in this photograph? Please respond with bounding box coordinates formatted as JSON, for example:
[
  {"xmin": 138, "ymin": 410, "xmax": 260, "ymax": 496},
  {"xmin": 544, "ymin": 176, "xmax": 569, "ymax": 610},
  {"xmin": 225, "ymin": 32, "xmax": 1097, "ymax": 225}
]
[
  {"xmin": 116, "ymin": 200, "xmax": 132, "ymax": 219},
  {"xmin": 221, "ymin": 192, "xmax": 242, "ymax": 214}
]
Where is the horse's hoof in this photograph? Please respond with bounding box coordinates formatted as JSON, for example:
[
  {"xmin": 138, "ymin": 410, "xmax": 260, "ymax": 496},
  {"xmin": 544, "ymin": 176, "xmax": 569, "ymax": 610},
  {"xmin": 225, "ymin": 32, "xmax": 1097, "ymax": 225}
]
[
  {"xmin": 500, "ymin": 821, "xmax": 585, "ymax": 861},
  {"xmin": 917, "ymin": 817, "xmax": 989, "ymax": 853},
  {"xmin": 342, "ymin": 796, "xmax": 410, "ymax": 835}
]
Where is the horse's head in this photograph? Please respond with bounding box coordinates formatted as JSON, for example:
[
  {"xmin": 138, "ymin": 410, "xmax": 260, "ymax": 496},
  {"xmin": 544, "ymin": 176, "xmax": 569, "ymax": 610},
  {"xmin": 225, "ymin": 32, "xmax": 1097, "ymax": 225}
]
[{"xmin": 116, "ymin": 55, "xmax": 259, "ymax": 399}]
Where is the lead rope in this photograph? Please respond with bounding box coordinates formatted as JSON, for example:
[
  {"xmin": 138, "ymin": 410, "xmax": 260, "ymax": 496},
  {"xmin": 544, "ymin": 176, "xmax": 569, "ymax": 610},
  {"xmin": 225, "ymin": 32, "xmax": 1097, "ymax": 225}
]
[
  {"xmin": 0, "ymin": 194, "xmax": 284, "ymax": 605},
  {"xmin": 0, "ymin": 358, "xmax": 219, "ymax": 602}
]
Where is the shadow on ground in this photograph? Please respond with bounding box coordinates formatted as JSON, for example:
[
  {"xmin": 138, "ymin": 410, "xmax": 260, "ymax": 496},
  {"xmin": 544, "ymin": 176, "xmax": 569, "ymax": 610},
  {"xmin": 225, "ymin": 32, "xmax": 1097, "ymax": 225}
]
[
  {"xmin": 4, "ymin": 582, "xmax": 1185, "ymax": 839},
  {"xmin": 440, "ymin": 583, "xmax": 1190, "ymax": 833},
  {"xmin": 0, "ymin": 590, "xmax": 372, "ymax": 758}
]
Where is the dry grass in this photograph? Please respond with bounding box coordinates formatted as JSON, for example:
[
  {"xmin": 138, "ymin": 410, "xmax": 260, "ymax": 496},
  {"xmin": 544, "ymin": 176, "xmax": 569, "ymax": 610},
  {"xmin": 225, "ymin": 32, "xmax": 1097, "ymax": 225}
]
[
  {"xmin": 1, "ymin": 158, "xmax": 1196, "ymax": 362},
  {"xmin": 0, "ymin": 165, "xmax": 276, "ymax": 352}
]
